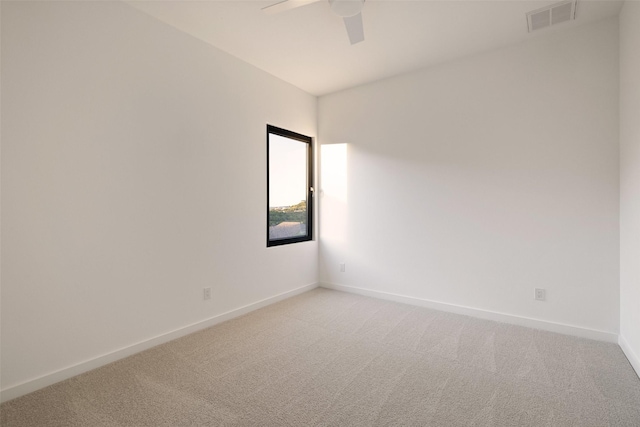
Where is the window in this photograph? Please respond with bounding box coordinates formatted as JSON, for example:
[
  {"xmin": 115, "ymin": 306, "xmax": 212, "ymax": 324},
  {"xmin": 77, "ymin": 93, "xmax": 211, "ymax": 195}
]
[{"xmin": 267, "ymin": 125, "xmax": 313, "ymax": 247}]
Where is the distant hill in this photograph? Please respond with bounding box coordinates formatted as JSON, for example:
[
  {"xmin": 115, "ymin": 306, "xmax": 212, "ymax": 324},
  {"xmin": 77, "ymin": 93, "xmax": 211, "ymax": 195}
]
[{"xmin": 269, "ymin": 200, "xmax": 307, "ymax": 226}]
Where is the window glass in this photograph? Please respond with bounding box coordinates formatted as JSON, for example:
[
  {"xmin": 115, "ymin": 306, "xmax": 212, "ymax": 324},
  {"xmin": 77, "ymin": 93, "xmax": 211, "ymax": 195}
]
[{"xmin": 267, "ymin": 125, "xmax": 313, "ymax": 246}]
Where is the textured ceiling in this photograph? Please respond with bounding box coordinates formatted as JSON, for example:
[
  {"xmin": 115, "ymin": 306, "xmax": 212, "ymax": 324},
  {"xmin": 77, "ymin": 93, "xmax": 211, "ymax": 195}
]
[{"xmin": 127, "ymin": 0, "xmax": 623, "ymax": 95}]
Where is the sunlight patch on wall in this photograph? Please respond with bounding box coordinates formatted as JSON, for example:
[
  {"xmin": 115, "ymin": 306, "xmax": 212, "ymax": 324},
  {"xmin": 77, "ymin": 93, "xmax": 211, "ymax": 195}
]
[{"xmin": 320, "ymin": 143, "xmax": 348, "ymax": 242}]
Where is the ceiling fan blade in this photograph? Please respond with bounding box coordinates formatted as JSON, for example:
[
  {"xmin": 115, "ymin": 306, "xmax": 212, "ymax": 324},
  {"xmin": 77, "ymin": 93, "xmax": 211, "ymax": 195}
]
[
  {"xmin": 262, "ymin": 0, "xmax": 320, "ymax": 15},
  {"xmin": 343, "ymin": 12, "xmax": 364, "ymax": 45}
]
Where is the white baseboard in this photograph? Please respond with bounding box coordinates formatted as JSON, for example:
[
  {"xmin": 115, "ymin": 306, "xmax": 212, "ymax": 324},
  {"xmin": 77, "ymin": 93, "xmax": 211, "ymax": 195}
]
[
  {"xmin": 619, "ymin": 334, "xmax": 640, "ymax": 379},
  {"xmin": 320, "ymin": 282, "xmax": 618, "ymax": 343},
  {"xmin": 0, "ymin": 282, "xmax": 319, "ymax": 403}
]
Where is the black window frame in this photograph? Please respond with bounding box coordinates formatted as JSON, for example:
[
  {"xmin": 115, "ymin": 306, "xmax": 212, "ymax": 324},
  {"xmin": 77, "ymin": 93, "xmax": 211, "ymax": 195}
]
[{"xmin": 266, "ymin": 125, "xmax": 313, "ymax": 247}]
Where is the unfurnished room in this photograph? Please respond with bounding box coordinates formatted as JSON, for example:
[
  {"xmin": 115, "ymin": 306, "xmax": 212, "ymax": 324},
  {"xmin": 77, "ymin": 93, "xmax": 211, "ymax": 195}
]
[{"xmin": 1, "ymin": 0, "xmax": 639, "ymax": 425}]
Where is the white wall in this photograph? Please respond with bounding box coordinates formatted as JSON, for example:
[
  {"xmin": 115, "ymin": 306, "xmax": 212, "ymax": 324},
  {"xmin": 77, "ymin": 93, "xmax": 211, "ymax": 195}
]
[
  {"xmin": 1, "ymin": 1, "xmax": 317, "ymax": 397},
  {"xmin": 619, "ymin": 0, "xmax": 640, "ymax": 374},
  {"xmin": 319, "ymin": 18, "xmax": 620, "ymax": 337}
]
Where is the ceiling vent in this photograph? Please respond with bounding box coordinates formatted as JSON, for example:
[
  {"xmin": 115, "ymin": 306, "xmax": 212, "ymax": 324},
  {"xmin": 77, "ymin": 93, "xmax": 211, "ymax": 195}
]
[{"xmin": 527, "ymin": 0, "xmax": 577, "ymax": 32}]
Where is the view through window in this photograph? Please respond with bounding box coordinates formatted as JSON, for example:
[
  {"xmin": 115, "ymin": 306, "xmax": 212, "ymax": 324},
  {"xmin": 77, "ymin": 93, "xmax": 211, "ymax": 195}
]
[{"xmin": 267, "ymin": 125, "xmax": 313, "ymax": 247}]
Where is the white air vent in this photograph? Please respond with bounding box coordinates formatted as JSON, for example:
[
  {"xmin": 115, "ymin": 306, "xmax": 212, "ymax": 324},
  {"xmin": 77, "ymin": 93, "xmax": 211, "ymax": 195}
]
[{"xmin": 527, "ymin": 0, "xmax": 577, "ymax": 32}]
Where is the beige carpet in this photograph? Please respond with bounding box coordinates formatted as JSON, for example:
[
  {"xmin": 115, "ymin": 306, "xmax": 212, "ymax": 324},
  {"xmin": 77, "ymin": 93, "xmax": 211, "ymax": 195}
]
[{"xmin": 2, "ymin": 288, "xmax": 639, "ymax": 426}]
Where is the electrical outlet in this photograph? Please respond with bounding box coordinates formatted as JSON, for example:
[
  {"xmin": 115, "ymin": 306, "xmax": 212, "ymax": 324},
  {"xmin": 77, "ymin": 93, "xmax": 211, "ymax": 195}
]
[
  {"xmin": 535, "ymin": 288, "xmax": 546, "ymax": 301},
  {"xmin": 203, "ymin": 287, "xmax": 212, "ymax": 301},
  {"xmin": 340, "ymin": 263, "xmax": 346, "ymax": 273}
]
